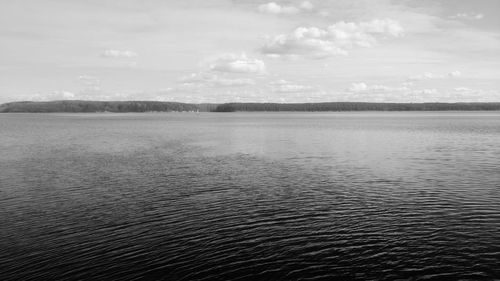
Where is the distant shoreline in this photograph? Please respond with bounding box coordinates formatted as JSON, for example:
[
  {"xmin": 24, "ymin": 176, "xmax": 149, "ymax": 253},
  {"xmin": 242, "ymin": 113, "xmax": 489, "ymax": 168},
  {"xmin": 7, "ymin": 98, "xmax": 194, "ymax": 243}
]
[{"xmin": 1, "ymin": 100, "xmax": 500, "ymax": 113}]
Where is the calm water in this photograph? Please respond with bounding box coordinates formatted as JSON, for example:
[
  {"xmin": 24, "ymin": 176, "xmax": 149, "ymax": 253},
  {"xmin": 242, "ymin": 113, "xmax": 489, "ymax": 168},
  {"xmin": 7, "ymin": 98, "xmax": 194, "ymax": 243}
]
[{"xmin": 1, "ymin": 112, "xmax": 500, "ymax": 280}]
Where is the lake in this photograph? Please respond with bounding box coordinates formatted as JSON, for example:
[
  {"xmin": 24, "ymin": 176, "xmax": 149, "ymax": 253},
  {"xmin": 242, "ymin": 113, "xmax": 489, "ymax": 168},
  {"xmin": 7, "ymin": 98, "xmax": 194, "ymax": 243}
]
[{"xmin": 1, "ymin": 112, "xmax": 499, "ymax": 280}]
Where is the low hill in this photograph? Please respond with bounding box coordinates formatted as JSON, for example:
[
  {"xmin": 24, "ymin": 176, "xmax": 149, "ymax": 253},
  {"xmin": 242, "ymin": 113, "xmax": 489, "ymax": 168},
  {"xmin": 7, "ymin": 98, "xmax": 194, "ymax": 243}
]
[
  {"xmin": 213, "ymin": 102, "xmax": 500, "ymax": 112},
  {"xmin": 0, "ymin": 100, "xmax": 202, "ymax": 113},
  {"xmin": 2, "ymin": 101, "xmax": 500, "ymax": 113}
]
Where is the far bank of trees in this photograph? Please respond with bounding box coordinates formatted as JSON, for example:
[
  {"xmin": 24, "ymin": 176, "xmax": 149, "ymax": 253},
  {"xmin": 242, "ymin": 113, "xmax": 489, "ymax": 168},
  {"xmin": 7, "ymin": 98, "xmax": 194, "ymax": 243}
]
[
  {"xmin": 2, "ymin": 100, "xmax": 500, "ymax": 113},
  {"xmin": 0, "ymin": 101, "xmax": 201, "ymax": 113},
  {"xmin": 213, "ymin": 102, "xmax": 500, "ymax": 112}
]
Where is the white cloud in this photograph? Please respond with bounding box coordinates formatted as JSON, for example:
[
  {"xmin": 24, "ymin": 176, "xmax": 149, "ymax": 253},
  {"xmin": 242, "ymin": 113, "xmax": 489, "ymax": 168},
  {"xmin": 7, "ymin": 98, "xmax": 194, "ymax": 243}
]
[
  {"xmin": 78, "ymin": 75, "xmax": 100, "ymax": 88},
  {"xmin": 205, "ymin": 53, "xmax": 266, "ymax": 74},
  {"xmin": 101, "ymin": 49, "xmax": 137, "ymax": 58},
  {"xmin": 413, "ymin": 88, "xmax": 438, "ymax": 95},
  {"xmin": 28, "ymin": 90, "xmax": 162, "ymax": 102},
  {"xmin": 270, "ymin": 80, "xmax": 317, "ymax": 93},
  {"xmin": 29, "ymin": 91, "xmax": 75, "ymax": 101},
  {"xmin": 348, "ymin": 82, "xmax": 409, "ymax": 93},
  {"xmin": 343, "ymin": 85, "xmax": 499, "ymax": 103},
  {"xmin": 444, "ymin": 88, "xmax": 500, "ymax": 102},
  {"xmin": 261, "ymin": 19, "xmax": 403, "ymax": 59},
  {"xmin": 408, "ymin": 72, "xmax": 440, "ymax": 80},
  {"xmin": 408, "ymin": 71, "xmax": 462, "ymax": 80},
  {"xmin": 59, "ymin": 91, "xmax": 76, "ymax": 99},
  {"xmin": 402, "ymin": 82, "xmax": 414, "ymax": 88},
  {"xmin": 77, "ymin": 75, "xmax": 102, "ymax": 95},
  {"xmin": 269, "ymin": 79, "xmax": 285, "ymax": 85},
  {"xmin": 212, "ymin": 78, "xmax": 255, "ymax": 87},
  {"xmin": 175, "ymin": 54, "xmax": 264, "ymax": 93},
  {"xmin": 348, "ymin": 82, "xmax": 369, "ymax": 92},
  {"xmin": 258, "ymin": 1, "xmax": 315, "ymax": 15},
  {"xmin": 299, "ymin": 1, "xmax": 315, "ymax": 11},
  {"xmin": 258, "ymin": 2, "xmax": 299, "ymax": 15},
  {"xmin": 180, "ymin": 72, "xmax": 255, "ymax": 87},
  {"xmin": 370, "ymin": 85, "xmax": 392, "ymax": 91},
  {"xmin": 450, "ymin": 13, "xmax": 484, "ymax": 20}
]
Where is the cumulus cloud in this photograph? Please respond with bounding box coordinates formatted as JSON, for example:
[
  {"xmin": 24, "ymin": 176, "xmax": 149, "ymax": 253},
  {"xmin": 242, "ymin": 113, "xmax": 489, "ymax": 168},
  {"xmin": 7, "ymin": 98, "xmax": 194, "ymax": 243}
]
[
  {"xmin": 56, "ymin": 91, "xmax": 75, "ymax": 99},
  {"xmin": 78, "ymin": 75, "xmax": 100, "ymax": 84},
  {"xmin": 205, "ymin": 53, "xmax": 266, "ymax": 74},
  {"xmin": 28, "ymin": 91, "xmax": 73, "ymax": 101},
  {"xmin": 78, "ymin": 75, "xmax": 100, "ymax": 88},
  {"xmin": 408, "ymin": 71, "xmax": 461, "ymax": 80},
  {"xmin": 299, "ymin": 1, "xmax": 315, "ymax": 11},
  {"xmin": 269, "ymin": 80, "xmax": 317, "ymax": 93},
  {"xmin": 402, "ymin": 81, "xmax": 414, "ymax": 88},
  {"xmin": 28, "ymin": 90, "xmax": 147, "ymax": 102},
  {"xmin": 258, "ymin": 2, "xmax": 299, "ymax": 14},
  {"xmin": 29, "ymin": 91, "xmax": 82, "ymax": 101},
  {"xmin": 261, "ymin": 19, "xmax": 403, "ymax": 59},
  {"xmin": 344, "ymin": 85, "xmax": 499, "ymax": 103},
  {"xmin": 408, "ymin": 72, "xmax": 440, "ymax": 80},
  {"xmin": 101, "ymin": 49, "xmax": 137, "ymax": 58},
  {"xmin": 258, "ymin": 1, "xmax": 315, "ymax": 15},
  {"xmin": 175, "ymin": 54, "xmax": 264, "ymax": 92},
  {"xmin": 77, "ymin": 75, "xmax": 102, "ymax": 96},
  {"xmin": 348, "ymin": 82, "xmax": 409, "ymax": 93},
  {"xmin": 180, "ymin": 72, "xmax": 255, "ymax": 87},
  {"xmin": 450, "ymin": 13, "xmax": 484, "ymax": 20},
  {"xmin": 445, "ymin": 88, "xmax": 500, "ymax": 102},
  {"xmin": 454, "ymin": 87, "xmax": 471, "ymax": 92},
  {"xmin": 344, "ymin": 85, "xmax": 442, "ymax": 103},
  {"xmin": 343, "ymin": 78, "xmax": 497, "ymax": 103},
  {"xmin": 348, "ymin": 82, "xmax": 368, "ymax": 92},
  {"xmin": 413, "ymin": 88, "xmax": 438, "ymax": 95}
]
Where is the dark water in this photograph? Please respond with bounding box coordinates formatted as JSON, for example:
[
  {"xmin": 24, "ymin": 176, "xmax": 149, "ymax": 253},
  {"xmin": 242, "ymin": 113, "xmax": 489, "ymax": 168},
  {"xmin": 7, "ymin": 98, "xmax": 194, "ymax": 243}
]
[{"xmin": 1, "ymin": 112, "xmax": 500, "ymax": 280}]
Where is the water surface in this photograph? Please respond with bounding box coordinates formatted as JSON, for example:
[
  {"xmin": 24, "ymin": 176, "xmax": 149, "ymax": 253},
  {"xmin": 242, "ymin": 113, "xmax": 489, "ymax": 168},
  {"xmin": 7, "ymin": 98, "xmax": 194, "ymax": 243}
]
[{"xmin": 1, "ymin": 112, "xmax": 499, "ymax": 280}]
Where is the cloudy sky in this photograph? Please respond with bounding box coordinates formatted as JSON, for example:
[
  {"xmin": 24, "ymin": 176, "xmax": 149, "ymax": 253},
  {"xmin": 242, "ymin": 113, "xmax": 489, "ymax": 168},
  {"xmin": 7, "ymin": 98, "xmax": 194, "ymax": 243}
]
[{"xmin": 1, "ymin": 0, "xmax": 499, "ymax": 103}]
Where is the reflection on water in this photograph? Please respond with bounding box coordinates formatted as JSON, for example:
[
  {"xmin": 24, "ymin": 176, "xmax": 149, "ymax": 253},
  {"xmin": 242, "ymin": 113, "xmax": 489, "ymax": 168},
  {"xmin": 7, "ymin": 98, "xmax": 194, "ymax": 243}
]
[{"xmin": 1, "ymin": 112, "xmax": 499, "ymax": 280}]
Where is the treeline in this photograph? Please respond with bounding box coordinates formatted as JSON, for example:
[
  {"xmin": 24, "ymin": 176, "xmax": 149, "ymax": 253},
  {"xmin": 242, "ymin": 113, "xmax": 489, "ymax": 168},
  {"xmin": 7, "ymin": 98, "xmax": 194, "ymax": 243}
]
[
  {"xmin": 213, "ymin": 102, "xmax": 500, "ymax": 112},
  {"xmin": 2, "ymin": 100, "xmax": 500, "ymax": 113},
  {"xmin": 0, "ymin": 101, "xmax": 203, "ymax": 113}
]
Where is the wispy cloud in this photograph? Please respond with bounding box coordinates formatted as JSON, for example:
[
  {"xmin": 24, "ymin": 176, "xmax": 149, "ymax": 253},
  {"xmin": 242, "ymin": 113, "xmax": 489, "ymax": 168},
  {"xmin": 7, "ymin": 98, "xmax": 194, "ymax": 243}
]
[
  {"xmin": 269, "ymin": 79, "xmax": 317, "ymax": 93},
  {"xmin": 408, "ymin": 71, "xmax": 462, "ymax": 81},
  {"xmin": 299, "ymin": 1, "xmax": 315, "ymax": 11},
  {"xmin": 205, "ymin": 53, "xmax": 266, "ymax": 74},
  {"xmin": 412, "ymin": 88, "xmax": 438, "ymax": 95},
  {"xmin": 78, "ymin": 75, "xmax": 100, "ymax": 87},
  {"xmin": 257, "ymin": 1, "xmax": 315, "ymax": 15},
  {"xmin": 348, "ymin": 82, "xmax": 410, "ymax": 93},
  {"xmin": 450, "ymin": 13, "xmax": 484, "ymax": 20},
  {"xmin": 78, "ymin": 75, "xmax": 101, "ymax": 94},
  {"xmin": 454, "ymin": 87, "xmax": 471, "ymax": 92},
  {"xmin": 101, "ymin": 49, "xmax": 137, "ymax": 58},
  {"xmin": 180, "ymin": 72, "xmax": 255, "ymax": 88},
  {"xmin": 258, "ymin": 2, "xmax": 299, "ymax": 15},
  {"xmin": 448, "ymin": 70, "xmax": 462, "ymax": 78}
]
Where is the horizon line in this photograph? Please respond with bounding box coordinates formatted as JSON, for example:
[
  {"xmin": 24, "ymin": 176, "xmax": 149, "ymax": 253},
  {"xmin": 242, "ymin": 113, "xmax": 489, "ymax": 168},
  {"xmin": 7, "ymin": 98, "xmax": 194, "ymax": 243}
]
[{"xmin": 3, "ymin": 100, "xmax": 500, "ymax": 105}]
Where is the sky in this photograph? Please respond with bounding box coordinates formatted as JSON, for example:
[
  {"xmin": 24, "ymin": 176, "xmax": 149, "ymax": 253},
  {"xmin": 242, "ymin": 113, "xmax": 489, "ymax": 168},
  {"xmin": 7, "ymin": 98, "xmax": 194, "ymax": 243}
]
[{"xmin": 1, "ymin": 0, "xmax": 500, "ymax": 103}]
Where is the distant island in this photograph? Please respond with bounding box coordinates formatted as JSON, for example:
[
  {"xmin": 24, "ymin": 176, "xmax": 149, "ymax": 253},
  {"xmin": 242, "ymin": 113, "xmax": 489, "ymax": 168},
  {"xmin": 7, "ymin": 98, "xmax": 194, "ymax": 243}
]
[{"xmin": 1, "ymin": 100, "xmax": 500, "ymax": 113}]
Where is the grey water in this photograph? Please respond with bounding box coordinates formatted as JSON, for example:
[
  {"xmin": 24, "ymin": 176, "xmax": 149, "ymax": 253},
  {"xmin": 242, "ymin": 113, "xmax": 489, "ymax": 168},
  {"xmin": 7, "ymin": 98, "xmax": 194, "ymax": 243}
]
[{"xmin": 1, "ymin": 112, "xmax": 499, "ymax": 280}]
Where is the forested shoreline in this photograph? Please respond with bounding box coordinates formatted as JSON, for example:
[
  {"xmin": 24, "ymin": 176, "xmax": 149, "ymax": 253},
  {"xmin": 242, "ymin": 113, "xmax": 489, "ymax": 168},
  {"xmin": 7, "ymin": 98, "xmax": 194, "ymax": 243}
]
[
  {"xmin": 0, "ymin": 101, "xmax": 218, "ymax": 113},
  {"xmin": 214, "ymin": 102, "xmax": 500, "ymax": 112},
  {"xmin": 1, "ymin": 100, "xmax": 500, "ymax": 113}
]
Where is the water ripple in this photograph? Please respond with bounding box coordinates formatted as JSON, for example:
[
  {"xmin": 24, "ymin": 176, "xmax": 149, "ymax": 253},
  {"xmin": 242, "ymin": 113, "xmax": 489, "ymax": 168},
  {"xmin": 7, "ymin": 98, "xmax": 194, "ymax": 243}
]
[{"xmin": 1, "ymin": 113, "xmax": 500, "ymax": 280}]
